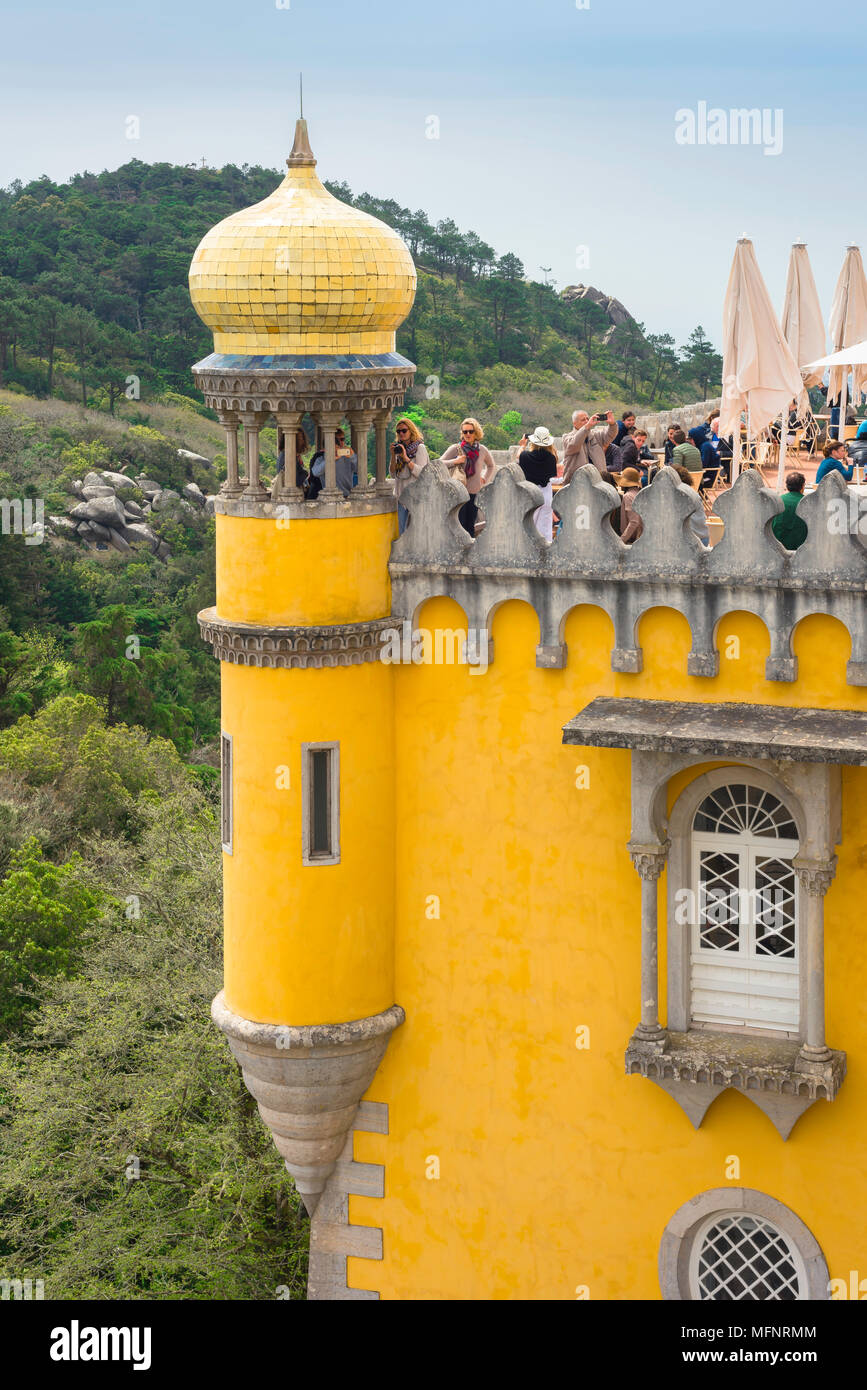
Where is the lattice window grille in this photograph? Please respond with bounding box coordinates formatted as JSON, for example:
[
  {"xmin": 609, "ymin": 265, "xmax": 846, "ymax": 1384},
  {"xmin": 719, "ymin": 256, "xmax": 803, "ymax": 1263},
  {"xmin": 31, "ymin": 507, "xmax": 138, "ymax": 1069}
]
[{"xmin": 690, "ymin": 1213, "xmax": 805, "ymax": 1301}]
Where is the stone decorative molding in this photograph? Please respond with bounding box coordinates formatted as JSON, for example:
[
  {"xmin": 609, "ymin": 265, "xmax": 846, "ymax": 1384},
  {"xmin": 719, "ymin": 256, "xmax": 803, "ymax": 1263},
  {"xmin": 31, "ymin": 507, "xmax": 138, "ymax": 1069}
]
[
  {"xmin": 659, "ymin": 1187, "xmax": 830, "ymax": 1301},
  {"xmin": 628, "ymin": 840, "xmax": 670, "ymax": 881},
  {"xmin": 211, "ymin": 992, "xmax": 404, "ymax": 1215},
  {"xmin": 793, "ymin": 855, "xmax": 838, "ymax": 897},
  {"xmin": 197, "ymin": 609, "xmax": 395, "ymax": 669},
  {"xmin": 390, "ymin": 462, "xmax": 867, "ymax": 686},
  {"xmin": 213, "ymin": 493, "xmax": 396, "ymax": 519},
  {"xmin": 191, "ymin": 355, "xmax": 415, "ymax": 419},
  {"xmin": 626, "ymin": 1029, "xmax": 846, "ymax": 1139},
  {"xmin": 307, "ymin": 1100, "xmax": 389, "ymax": 1302}
]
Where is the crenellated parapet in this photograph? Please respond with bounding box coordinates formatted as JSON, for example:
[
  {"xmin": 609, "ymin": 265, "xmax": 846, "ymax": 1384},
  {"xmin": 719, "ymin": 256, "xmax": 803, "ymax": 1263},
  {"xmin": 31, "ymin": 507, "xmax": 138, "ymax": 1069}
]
[{"xmin": 388, "ymin": 462, "xmax": 867, "ymax": 686}]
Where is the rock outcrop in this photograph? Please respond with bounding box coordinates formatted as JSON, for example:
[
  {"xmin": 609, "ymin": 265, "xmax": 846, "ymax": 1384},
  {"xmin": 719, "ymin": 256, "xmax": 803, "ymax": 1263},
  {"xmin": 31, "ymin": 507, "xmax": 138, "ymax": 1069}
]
[
  {"xmin": 561, "ymin": 283, "xmax": 635, "ymax": 343},
  {"xmin": 47, "ymin": 452, "xmax": 218, "ymax": 559}
]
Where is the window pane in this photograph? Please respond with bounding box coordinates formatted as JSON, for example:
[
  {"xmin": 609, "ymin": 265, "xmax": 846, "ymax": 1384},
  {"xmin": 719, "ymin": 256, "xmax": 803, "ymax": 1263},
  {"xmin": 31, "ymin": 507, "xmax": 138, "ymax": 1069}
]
[
  {"xmin": 221, "ymin": 733, "xmax": 232, "ymax": 851},
  {"xmin": 311, "ymin": 749, "xmax": 331, "ymax": 855}
]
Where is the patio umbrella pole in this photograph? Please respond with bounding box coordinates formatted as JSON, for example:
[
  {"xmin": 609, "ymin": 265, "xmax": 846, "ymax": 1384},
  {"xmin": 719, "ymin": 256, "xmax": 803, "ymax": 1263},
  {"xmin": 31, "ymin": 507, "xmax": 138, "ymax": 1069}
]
[{"xmin": 775, "ymin": 407, "xmax": 787, "ymax": 490}]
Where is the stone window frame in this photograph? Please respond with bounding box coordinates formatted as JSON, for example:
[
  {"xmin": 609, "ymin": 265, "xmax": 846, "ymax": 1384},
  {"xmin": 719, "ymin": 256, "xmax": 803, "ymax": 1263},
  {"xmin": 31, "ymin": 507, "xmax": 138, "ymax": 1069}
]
[
  {"xmin": 220, "ymin": 732, "xmax": 233, "ymax": 855},
  {"xmin": 659, "ymin": 1187, "xmax": 830, "ymax": 1301},
  {"xmin": 302, "ymin": 741, "xmax": 341, "ymax": 866},
  {"xmin": 626, "ymin": 751, "xmax": 846, "ymax": 1137},
  {"xmin": 667, "ymin": 765, "xmax": 810, "ymax": 1038}
]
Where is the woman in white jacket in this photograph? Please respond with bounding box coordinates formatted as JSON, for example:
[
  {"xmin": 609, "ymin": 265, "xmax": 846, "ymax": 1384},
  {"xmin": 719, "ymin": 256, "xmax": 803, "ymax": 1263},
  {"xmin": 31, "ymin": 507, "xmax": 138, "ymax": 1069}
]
[{"xmin": 391, "ymin": 418, "xmax": 430, "ymax": 534}]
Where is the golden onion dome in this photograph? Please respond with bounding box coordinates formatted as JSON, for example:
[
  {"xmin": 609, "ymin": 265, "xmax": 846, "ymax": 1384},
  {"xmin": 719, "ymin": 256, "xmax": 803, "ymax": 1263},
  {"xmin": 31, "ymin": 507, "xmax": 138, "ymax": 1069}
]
[{"xmin": 188, "ymin": 120, "xmax": 417, "ymax": 357}]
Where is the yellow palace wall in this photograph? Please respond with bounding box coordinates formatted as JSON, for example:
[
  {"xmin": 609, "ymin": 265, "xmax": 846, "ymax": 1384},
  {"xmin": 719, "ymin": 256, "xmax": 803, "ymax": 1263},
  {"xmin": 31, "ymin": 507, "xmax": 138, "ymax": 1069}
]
[{"xmin": 343, "ymin": 599, "xmax": 867, "ymax": 1300}]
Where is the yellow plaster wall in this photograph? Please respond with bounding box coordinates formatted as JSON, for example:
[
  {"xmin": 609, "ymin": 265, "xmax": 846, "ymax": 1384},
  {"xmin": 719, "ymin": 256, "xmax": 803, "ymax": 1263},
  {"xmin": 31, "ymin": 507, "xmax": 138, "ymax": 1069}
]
[
  {"xmin": 221, "ymin": 656, "xmax": 395, "ymax": 1025},
  {"xmin": 216, "ymin": 511, "xmax": 395, "ymax": 627},
  {"xmin": 343, "ymin": 600, "xmax": 867, "ymax": 1299}
]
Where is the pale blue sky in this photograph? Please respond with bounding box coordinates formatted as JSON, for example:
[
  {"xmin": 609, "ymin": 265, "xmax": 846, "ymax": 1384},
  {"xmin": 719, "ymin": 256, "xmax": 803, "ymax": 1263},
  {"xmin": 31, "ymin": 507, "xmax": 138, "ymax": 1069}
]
[{"xmin": 0, "ymin": 0, "xmax": 861, "ymax": 346}]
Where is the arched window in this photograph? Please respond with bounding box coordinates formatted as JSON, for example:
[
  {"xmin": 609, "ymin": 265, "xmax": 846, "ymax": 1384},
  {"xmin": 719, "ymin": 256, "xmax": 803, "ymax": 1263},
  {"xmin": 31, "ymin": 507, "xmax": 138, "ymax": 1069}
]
[
  {"xmin": 690, "ymin": 782, "xmax": 800, "ymax": 1035},
  {"xmin": 689, "ymin": 1211, "xmax": 806, "ymax": 1300},
  {"xmin": 659, "ymin": 1188, "xmax": 829, "ymax": 1300}
]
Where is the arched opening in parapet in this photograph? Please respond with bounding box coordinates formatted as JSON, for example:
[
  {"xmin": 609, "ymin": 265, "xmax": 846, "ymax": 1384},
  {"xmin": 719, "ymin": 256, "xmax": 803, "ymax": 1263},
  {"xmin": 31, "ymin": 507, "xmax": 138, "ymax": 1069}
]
[
  {"xmin": 487, "ymin": 599, "xmax": 541, "ymax": 669},
  {"xmin": 635, "ymin": 606, "xmax": 692, "ymax": 684},
  {"xmin": 561, "ymin": 604, "xmax": 616, "ymax": 685},
  {"xmin": 712, "ymin": 611, "xmax": 771, "ymax": 692},
  {"xmin": 791, "ymin": 614, "xmax": 852, "ymax": 702},
  {"xmin": 391, "ymin": 595, "xmax": 480, "ymax": 682}
]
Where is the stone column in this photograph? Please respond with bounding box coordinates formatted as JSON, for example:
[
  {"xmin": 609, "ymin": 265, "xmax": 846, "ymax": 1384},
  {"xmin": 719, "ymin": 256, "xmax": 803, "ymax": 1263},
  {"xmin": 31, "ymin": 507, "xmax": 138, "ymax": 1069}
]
[
  {"xmin": 794, "ymin": 856, "xmax": 837, "ymax": 1069},
  {"xmin": 349, "ymin": 412, "xmax": 373, "ymax": 493},
  {"xmin": 316, "ymin": 412, "xmax": 343, "ymax": 503},
  {"xmin": 374, "ymin": 410, "xmax": 393, "ymax": 494},
  {"xmin": 275, "ymin": 413, "xmax": 305, "ymax": 502},
  {"xmin": 218, "ymin": 411, "xmax": 242, "ymax": 498},
  {"xmin": 241, "ymin": 413, "xmax": 268, "ymax": 501},
  {"xmin": 628, "ymin": 841, "xmax": 670, "ymax": 1051}
]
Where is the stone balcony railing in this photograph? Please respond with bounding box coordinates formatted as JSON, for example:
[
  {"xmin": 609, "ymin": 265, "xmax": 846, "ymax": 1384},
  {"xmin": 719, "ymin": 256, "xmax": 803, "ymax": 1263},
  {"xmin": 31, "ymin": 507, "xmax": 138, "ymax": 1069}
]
[{"xmin": 389, "ymin": 461, "xmax": 867, "ymax": 687}]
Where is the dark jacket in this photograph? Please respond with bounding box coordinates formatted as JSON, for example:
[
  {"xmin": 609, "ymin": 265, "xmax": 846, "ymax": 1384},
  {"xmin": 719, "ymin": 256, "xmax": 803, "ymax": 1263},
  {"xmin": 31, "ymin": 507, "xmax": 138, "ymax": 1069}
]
[
  {"xmin": 517, "ymin": 447, "xmax": 557, "ymax": 488},
  {"xmin": 771, "ymin": 490, "xmax": 807, "ymax": 550},
  {"xmin": 619, "ymin": 437, "xmax": 640, "ymax": 472}
]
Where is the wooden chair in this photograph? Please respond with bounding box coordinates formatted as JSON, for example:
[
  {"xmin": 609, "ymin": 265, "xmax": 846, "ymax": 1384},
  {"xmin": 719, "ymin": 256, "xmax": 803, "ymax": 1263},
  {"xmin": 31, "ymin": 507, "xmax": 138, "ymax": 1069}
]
[{"xmin": 699, "ymin": 466, "xmax": 723, "ymax": 514}]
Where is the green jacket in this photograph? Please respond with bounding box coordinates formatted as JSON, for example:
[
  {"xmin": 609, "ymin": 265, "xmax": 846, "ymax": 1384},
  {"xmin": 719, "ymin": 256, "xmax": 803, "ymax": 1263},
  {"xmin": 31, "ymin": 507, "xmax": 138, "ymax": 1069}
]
[{"xmin": 771, "ymin": 490, "xmax": 807, "ymax": 550}]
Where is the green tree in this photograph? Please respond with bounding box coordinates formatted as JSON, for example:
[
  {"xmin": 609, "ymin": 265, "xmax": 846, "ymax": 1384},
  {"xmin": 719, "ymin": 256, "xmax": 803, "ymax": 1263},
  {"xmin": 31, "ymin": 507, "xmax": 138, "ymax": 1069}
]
[
  {"xmin": 0, "ymin": 836, "xmax": 102, "ymax": 1036},
  {"xmin": 681, "ymin": 325, "xmax": 723, "ymax": 399}
]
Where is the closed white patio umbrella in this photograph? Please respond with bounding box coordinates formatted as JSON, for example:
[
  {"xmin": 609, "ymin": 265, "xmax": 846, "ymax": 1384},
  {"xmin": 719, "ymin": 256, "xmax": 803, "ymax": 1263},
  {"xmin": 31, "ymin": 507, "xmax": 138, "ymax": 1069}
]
[
  {"xmin": 719, "ymin": 238, "xmax": 802, "ymax": 482},
  {"xmin": 777, "ymin": 241, "xmax": 825, "ymax": 486},
  {"xmin": 826, "ymin": 244, "xmax": 867, "ymax": 448}
]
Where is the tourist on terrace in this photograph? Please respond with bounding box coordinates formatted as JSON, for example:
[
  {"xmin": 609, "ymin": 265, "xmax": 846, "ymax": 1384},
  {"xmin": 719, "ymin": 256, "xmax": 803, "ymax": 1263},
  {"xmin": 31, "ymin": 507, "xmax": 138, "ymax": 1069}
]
[
  {"xmin": 828, "ymin": 403, "xmax": 856, "ymax": 441},
  {"xmin": 619, "ymin": 426, "xmax": 641, "ymax": 473},
  {"xmin": 615, "ymin": 409, "xmax": 636, "ymax": 445},
  {"xmin": 306, "ymin": 427, "xmax": 356, "ymax": 499},
  {"xmin": 618, "ymin": 466, "xmax": 644, "ymax": 543},
  {"xmin": 518, "ymin": 426, "xmax": 558, "ymax": 541},
  {"xmin": 442, "ymin": 418, "xmax": 495, "ymax": 535},
  {"xmin": 562, "ymin": 409, "xmax": 617, "ymax": 480},
  {"xmin": 700, "ymin": 416, "xmax": 730, "ymax": 486},
  {"xmin": 815, "ymin": 439, "xmax": 854, "ymax": 485},
  {"xmin": 689, "ymin": 420, "xmax": 711, "ymax": 449},
  {"xmin": 771, "ymin": 472, "xmax": 807, "ymax": 551},
  {"xmin": 635, "ymin": 429, "xmax": 653, "ymax": 463},
  {"xmin": 391, "ymin": 417, "xmax": 430, "ymax": 534},
  {"xmin": 670, "ymin": 427, "xmax": 702, "ymax": 472},
  {"xmin": 602, "ymin": 470, "xmax": 623, "ymax": 535},
  {"xmin": 673, "ymin": 465, "xmax": 711, "ymax": 547},
  {"xmin": 857, "ymin": 417, "xmax": 867, "ymax": 441},
  {"xmin": 663, "ymin": 424, "xmax": 679, "ymax": 464}
]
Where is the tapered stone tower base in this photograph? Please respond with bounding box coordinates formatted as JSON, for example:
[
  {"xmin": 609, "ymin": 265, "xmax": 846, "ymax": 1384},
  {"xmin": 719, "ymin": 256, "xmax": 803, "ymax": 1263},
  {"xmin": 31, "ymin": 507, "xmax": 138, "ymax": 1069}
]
[{"xmin": 212, "ymin": 992, "xmax": 404, "ymax": 1215}]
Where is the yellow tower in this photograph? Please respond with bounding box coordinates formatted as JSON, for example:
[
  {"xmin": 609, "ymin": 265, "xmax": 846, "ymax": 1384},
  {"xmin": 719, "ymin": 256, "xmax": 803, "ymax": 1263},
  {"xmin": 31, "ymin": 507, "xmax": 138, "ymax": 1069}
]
[{"xmin": 192, "ymin": 120, "xmax": 415, "ymax": 1214}]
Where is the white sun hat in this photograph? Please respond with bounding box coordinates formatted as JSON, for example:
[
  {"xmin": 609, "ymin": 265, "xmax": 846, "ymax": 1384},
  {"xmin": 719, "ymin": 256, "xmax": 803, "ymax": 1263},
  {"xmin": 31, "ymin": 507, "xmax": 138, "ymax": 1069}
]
[{"xmin": 528, "ymin": 426, "xmax": 554, "ymax": 447}]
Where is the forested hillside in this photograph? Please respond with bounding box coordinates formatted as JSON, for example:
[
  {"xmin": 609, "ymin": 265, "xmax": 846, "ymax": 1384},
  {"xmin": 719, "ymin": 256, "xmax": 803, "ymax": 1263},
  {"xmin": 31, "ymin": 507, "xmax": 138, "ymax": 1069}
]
[{"xmin": 0, "ymin": 160, "xmax": 722, "ymax": 451}]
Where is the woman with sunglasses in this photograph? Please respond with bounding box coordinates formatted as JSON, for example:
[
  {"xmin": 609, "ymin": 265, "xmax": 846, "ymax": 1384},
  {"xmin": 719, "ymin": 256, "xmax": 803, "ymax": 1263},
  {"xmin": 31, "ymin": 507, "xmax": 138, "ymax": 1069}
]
[
  {"xmin": 441, "ymin": 418, "xmax": 495, "ymax": 535},
  {"xmin": 391, "ymin": 417, "xmax": 430, "ymax": 534}
]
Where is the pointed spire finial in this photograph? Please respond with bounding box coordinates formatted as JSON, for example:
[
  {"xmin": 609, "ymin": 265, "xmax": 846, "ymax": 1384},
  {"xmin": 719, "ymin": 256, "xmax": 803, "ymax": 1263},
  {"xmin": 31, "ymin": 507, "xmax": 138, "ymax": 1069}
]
[{"xmin": 287, "ymin": 116, "xmax": 316, "ymax": 168}]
